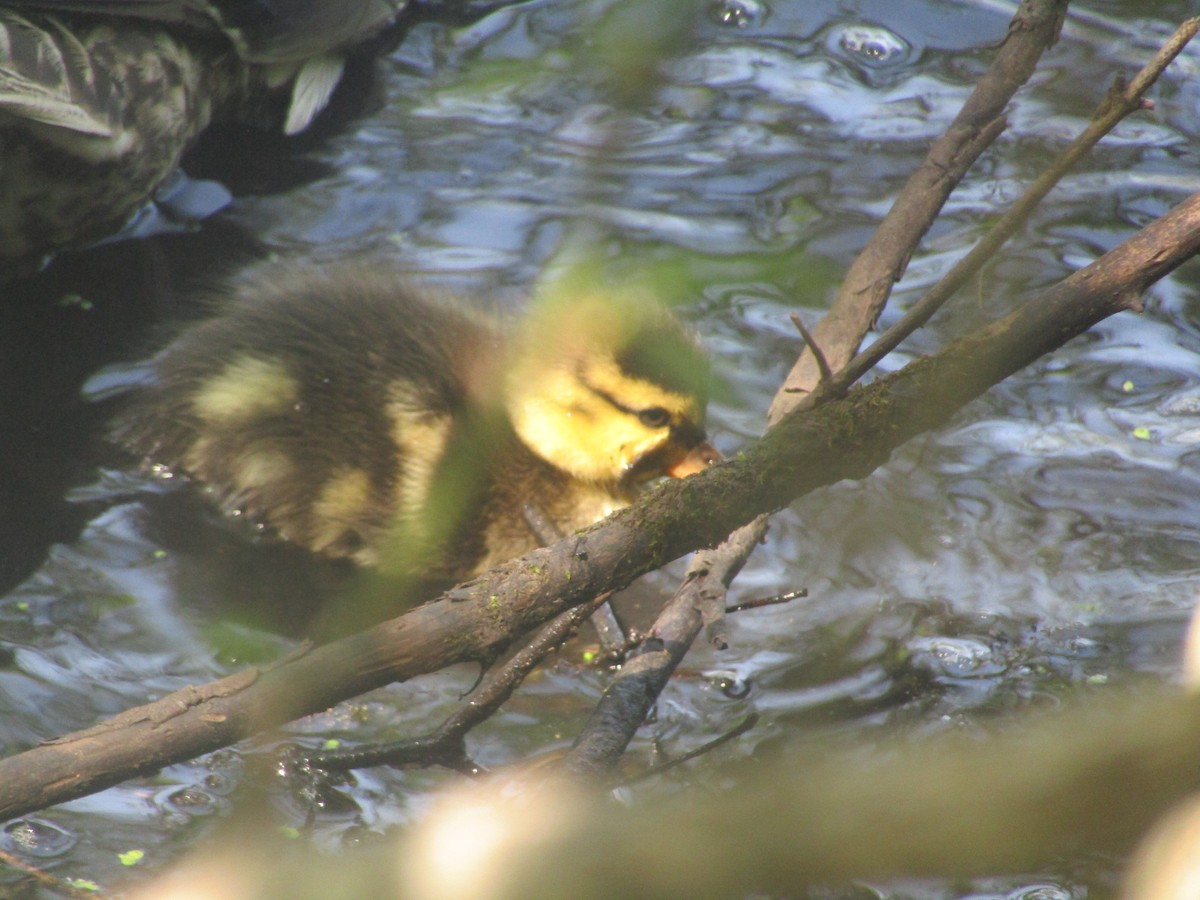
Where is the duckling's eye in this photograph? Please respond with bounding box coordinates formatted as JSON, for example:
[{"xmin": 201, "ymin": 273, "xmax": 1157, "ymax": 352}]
[{"xmin": 638, "ymin": 407, "xmax": 671, "ymax": 428}]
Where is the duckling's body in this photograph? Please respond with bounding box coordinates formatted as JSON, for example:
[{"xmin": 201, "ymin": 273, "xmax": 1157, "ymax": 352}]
[
  {"xmin": 116, "ymin": 268, "xmax": 716, "ymax": 583},
  {"xmin": 0, "ymin": 1, "xmax": 405, "ymax": 270}
]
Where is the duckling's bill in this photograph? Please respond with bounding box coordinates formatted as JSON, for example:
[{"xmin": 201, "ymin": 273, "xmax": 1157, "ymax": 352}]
[{"xmin": 666, "ymin": 440, "xmax": 723, "ymax": 478}]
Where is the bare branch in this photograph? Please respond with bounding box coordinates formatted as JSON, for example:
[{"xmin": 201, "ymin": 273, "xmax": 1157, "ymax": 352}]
[
  {"xmin": 559, "ymin": 0, "xmax": 1073, "ymax": 777},
  {"xmin": 0, "ymin": 847, "xmax": 97, "ymax": 899},
  {"xmin": 788, "ymin": 313, "xmax": 832, "ymax": 387},
  {"xmin": 830, "ymin": 15, "xmax": 1200, "ymax": 400},
  {"xmin": 769, "ymin": 0, "xmax": 1072, "ymax": 422},
  {"xmin": 307, "ymin": 590, "xmax": 612, "ymax": 773},
  {"xmin": 619, "ymin": 712, "xmax": 759, "ymax": 786},
  {"xmin": 726, "ymin": 588, "xmax": 807, "ymax": 614}
]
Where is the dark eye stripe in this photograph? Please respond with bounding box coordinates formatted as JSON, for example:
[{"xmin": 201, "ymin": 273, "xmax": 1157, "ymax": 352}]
[{"xmin": 581, "ymin": 372, "xmax": 671, "ymax": 425}]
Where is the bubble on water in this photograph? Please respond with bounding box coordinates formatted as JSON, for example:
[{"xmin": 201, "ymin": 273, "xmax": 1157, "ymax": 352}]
[
  {"xmin": 1069, "ymin": 516, "xmax": 1100, "ymax": 538},
  {"xmin": 830, "ymin": 23, "xmax": 912, "ymax": 69},
  {"xmin": 708, "ymin": 0, "xmax": 766, "ymax": 29},
  {"xmin": 1, "ymin": 818, "xmax": 77, "ymax": 858},
  {"xmin": 341, "ymin": 823, "xmax": 387, "ymax": 849},
  {"xmin": 203, "ymin": 771, "xmax": 235, "ymax": 794},
  {"xmin": 702, "ymin": 668, "xmax": 752, "ymax": 699},
  {"xmin": 1006, "ymin": 885, "xmax": 1074, "ymax": 900},
  {"xmin": 908, "ymin": 636, "xmax": 1008, "ymax": 679},
  {"xmin": 164, "ymin": 785, "xmax": 220, "ymax": 818}
]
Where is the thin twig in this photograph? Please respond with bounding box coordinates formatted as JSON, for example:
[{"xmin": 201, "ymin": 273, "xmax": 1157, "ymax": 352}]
[
  {"xmin": 789, "ymin": 314, "xmax": 832, "ymax": 385},
  {"xmin": 0, "ymin": 846, "xmax": 98, "ymax": 899},
  {"xmin": 562, "ymin": 517, "xmax": 765, "ymax": 775},
  {"xmin": 618, "ymin": 713, "xmax": 760, "ymax": 786},
  {"xmin": 821, "ymin": 16, "xmax": 1200, "ymax": 402},
  {"xmin": 726, "ymin": 588, "xmax": 807, "ymax": 614},
  {"xmin": 309, "ymin": 590, "xmax": 613, "ymax": 772},
  {"xmin": 768, "ymin": 0, "xmax": 1072, "ymax": 423}
]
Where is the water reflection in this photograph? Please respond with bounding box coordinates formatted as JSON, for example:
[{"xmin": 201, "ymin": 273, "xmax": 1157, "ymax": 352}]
[
  {"xmin": 829, "ymin": 23, "xmax": 912, "ymax": 71},
  {"xmin": 2, "ymin": 0, "xmax": 1200, "ymax": 895}
]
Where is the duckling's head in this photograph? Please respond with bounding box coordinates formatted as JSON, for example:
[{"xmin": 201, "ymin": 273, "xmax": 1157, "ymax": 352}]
[{"xmin": 504, "ymin": 291, "xmax": 718, "ymax": 486}]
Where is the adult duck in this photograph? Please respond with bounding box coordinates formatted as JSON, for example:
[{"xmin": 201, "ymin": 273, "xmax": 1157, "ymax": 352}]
[{"xmin": 0, "ymin": 0, "xmax": 407, "ymax": 272}]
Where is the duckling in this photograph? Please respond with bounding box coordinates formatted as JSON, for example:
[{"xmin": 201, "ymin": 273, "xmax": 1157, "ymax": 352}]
[
  {"xmin": 0, "ymin": 0, "xmax": 405, "ymax": 271},
  {"xmin": 114, "ymin": 267, "xmax": 719, "ymax": 584}
]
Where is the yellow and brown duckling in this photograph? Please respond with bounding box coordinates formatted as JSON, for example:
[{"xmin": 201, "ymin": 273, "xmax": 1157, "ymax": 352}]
[
  {"xmin": 115, "ymin": 267, "xmax": 720, "ymax": 584},
  {"xmin": 0, "ymin": 0, "xmax": 406, "ymax": 271}
]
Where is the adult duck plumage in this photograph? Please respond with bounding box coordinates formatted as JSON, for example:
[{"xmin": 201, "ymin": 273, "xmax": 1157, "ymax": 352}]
[{"xmin": 0, "ymin": 0, "xmax": 406, "ymax": 270}]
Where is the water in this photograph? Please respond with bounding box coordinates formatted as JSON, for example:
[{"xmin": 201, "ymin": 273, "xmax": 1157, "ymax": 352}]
[{"xmin": 3, "ymin": 0, "xmax": 1200, "ymax": 894}]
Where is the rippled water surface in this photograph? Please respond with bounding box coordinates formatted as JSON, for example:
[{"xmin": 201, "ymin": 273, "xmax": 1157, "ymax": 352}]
[{"xmin": 3, "ymin": 0, "xmax": 1200, "ymax": 895}]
